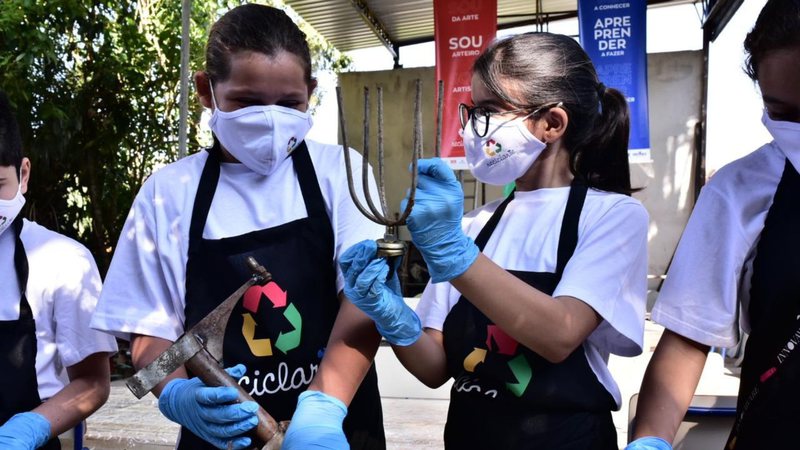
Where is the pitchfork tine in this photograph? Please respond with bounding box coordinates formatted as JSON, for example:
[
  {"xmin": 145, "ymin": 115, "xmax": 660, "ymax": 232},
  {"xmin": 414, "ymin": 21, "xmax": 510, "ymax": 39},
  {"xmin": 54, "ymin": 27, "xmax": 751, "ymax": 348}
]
[
  {"xmin": 336, "ymin": 86, "xmax": 381, "ymax": 224},
  {"xmin": 394, "ymin": 79, "xmax": 422, "ymax": 225},
  {"xmin": 361, "ymin": 87, "xmax": 389, "ymax": 223}
]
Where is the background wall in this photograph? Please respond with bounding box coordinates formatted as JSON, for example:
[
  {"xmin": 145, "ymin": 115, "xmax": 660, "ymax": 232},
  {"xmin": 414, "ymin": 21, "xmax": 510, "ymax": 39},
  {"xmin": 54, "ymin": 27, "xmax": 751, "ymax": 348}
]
[{"xmin": 634, "ymin": 50, "xmax": 703, "ymax": 307}]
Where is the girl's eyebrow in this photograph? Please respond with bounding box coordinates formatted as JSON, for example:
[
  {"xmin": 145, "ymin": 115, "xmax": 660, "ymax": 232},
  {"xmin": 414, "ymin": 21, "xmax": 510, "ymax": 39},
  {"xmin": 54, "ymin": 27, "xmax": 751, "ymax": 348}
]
[
  {"xmin": 475, "ymin": 98, "xmax": 502, "ymax": 106},
  {"xmin": 474, "ymin": 99, "xmax": 507, "ymax": 110},
  {"xmin": 225, "ymin": 87, "xmax": 306, "ymax": 98}
]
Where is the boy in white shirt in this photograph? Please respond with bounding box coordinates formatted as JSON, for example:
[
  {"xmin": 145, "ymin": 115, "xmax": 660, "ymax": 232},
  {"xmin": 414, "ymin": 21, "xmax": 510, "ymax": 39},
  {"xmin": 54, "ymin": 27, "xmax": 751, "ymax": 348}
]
[{"xmin": 0, "ymin": 91, "xmax": 117, "ymax": 449}]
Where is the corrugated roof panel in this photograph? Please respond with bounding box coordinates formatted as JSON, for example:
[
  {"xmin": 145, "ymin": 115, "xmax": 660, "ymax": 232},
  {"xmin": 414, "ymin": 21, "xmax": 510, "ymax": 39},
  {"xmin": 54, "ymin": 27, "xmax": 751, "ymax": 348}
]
[
  {"xmin": 287, "ymin": 0, "xmax": 385, "ymax": 50},
  {"xmin": 285, "ymin": 0, "xmax": 687, "ymax": 52},
  {"xmin": 500, "ymin": 0, "xmax": 577, "ymax": 15}
]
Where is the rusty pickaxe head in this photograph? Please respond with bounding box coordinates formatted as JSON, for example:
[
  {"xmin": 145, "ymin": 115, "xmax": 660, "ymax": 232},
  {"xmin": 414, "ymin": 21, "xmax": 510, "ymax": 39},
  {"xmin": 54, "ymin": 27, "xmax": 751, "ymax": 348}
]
[{"xmin": 126, "ymin": 257, "xmax": 286, "ymax": 449}]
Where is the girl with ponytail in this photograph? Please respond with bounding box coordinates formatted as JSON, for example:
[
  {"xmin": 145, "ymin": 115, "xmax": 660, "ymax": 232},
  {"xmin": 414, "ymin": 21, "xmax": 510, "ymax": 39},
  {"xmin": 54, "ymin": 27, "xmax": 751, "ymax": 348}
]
[{"xmin": 340, "ymin": 32, "xmax": 649, "ymax": 449}]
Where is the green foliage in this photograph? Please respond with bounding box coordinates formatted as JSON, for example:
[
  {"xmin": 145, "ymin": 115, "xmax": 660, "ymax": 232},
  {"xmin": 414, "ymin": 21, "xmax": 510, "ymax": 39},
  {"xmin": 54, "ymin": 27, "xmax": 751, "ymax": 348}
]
[{"xmin": 0, "ymin": 0, "xmax": 349, "ymax": 274}]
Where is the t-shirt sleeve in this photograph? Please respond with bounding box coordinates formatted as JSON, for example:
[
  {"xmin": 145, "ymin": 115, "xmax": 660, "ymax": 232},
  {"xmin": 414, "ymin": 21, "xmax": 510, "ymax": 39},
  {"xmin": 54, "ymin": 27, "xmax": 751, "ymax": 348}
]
[
  {"xmin": 415, "ymin": 279, "xmax": 459, "ymax": 331},
  {"xmin": 553, "ymin": 199, "xmax": 649, "ymax": 356},
  {"xmin": 651, "ymin": 185, "xmax": 750, "ymax": 348},
  {"xmin": 332, "ymin": 148, "xmax": 387, "ymax": 293},
  {"xmin": 53, "ymin": 245, "xmax": 118, "ymax": 368},
  {"xmin": 90, "ymin": 180, "xmax": 186, "ymax": 342}
]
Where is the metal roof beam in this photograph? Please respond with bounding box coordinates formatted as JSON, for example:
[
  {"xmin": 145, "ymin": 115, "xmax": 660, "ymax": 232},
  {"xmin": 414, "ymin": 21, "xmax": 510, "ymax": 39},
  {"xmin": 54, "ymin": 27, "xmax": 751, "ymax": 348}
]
[
  {"xmin": 348, "ymin": 0, "xmax": 397, "ymax": 58},
  {"xmin": 702, "ymin": 0, "xmax": 744, "ymax": 42}
]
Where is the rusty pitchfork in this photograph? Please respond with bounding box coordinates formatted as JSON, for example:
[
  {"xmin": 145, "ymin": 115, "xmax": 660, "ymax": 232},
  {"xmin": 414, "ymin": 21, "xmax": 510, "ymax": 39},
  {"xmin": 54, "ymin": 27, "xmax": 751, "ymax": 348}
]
[{"xmin": 335, "ymin": 79, "xmax": 445, "ymax": 263}]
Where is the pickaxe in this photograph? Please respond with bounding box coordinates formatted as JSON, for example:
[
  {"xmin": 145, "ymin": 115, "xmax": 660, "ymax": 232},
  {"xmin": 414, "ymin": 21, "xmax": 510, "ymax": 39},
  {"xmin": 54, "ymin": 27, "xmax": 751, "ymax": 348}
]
[{"xmin": 126, "ymin": 257, "xmax": 287, "ymax": 450}]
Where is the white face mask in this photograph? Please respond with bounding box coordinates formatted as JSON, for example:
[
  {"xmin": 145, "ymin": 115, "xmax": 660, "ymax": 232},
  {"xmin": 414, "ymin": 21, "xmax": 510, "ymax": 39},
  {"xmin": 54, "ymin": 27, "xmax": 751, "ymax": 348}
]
[
  {"xmin": 463, "ymin": 112, "xmax": 547, "ymax": 186},
  {"xmin": 208, "ymin": 82, "xmax": 313, "ymax": 176},
  {"xmin": 762, "ymin": 110, "xmax": 800, "ymax": 172},
  {"xmin": 0, "ymin": 170, "xmax": 25, "ymax": 237}
]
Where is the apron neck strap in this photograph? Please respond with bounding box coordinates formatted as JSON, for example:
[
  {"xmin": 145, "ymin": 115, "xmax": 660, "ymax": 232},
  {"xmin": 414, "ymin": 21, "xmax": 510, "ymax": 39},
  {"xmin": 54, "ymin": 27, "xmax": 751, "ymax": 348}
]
[
  {"xmin": 472, "ymin": 178, "xmax": 588, "ymax": 277},
  {"xmin": 473, "ymin": 190, "xmax": 515, "ymax": 251},
  {"xmin": 188, "ymin": 140, "xmax": 324, "ymax": 248},
  {"xmin": 12, "ymin": 216, "xmax": 32, "ymax": 316},
  {"xmin": 13, "ymin": 217, "xmax": 28, "ymax": 292}
]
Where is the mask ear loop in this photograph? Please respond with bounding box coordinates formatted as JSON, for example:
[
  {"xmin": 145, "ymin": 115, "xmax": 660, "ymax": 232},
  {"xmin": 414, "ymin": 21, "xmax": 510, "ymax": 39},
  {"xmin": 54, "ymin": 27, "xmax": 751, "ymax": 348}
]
[
  {"xmin": 208, "ymin": 78, "xmax": 219, "ymax": 110},
  {"xmin": 207, "ymin": 78, "xmax": 225, "ymax": 156}
]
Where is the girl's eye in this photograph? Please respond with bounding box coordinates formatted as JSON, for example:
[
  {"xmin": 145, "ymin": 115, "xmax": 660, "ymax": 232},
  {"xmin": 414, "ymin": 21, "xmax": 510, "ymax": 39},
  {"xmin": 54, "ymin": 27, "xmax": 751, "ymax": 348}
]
[
  {"xmin": 277, "ymin": 101, "xmax": 301, "ymax": 109},
  {"xmin": 233, "ymin": 98, "xmax": 262, "ymax": 107},
  {"xmin": 766, "ymin": 104, "xmax": 800, "ymax": 123},
  {"xmin": 770, "ymin": 112, "xmax": 792, "ymax": 122}
]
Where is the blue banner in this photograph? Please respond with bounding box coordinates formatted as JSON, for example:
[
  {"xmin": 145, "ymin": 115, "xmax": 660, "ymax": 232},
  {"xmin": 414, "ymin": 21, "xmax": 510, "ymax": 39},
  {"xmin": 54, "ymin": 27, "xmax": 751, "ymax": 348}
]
[{"xmin": 578, "ymin": 0, "xmax": 650, "ymax": 162}]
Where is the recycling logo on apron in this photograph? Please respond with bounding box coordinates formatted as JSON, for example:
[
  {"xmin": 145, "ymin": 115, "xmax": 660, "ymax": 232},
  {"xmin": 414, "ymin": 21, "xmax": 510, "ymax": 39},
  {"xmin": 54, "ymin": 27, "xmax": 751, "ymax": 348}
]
[
  {"xmin": 241, "ymin": 280, "xmax": 302, "ymax": 356},
  {"xmin": 463, "ymin": 324, "xmax": 532, "ymax": 397}
]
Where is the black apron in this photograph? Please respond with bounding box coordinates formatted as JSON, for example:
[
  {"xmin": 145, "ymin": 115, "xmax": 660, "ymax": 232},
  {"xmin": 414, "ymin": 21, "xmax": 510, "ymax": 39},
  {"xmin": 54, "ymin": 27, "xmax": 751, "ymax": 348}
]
[
  {"xmin": 0, "ymin": 218, "xmax": 60, "ymax": 449},
  {"xmin": 180, "ymin": 142, "xmax": 385, "ymax": 449},
  {"xmin": 441, "ymin": 181, "xmax": 617, "ymax": 450},
  {"xmin": 726, "ymin": 159, "xmax": 800, "ymax": 449}
]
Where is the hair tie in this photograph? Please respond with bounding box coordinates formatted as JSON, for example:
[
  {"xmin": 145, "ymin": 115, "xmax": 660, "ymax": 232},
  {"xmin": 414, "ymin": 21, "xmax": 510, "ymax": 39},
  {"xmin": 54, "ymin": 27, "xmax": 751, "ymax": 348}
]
[{"xmin": 596, "ymin": 82, "xmax": 606, "ymax": 98}]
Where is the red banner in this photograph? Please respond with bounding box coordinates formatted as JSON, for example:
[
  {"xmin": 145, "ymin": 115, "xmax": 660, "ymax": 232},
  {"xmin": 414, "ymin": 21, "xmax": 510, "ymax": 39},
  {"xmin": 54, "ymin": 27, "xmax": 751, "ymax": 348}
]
[{"xmin": 434, "ymin": 0, "xmax": 497, "ymax": 169}]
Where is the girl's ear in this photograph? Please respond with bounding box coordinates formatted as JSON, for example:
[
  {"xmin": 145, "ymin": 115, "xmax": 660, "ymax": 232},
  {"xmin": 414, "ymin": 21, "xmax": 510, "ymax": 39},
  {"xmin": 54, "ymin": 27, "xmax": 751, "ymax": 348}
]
[
  {"xmin": 541, "ymin": 106, "xmax": 568, "ymax": 143},
  {"xmin": 307, "ymin": 77, "xmax": 318, "ymax": 100},
  {"xmin": 19, "ymin": 157, "xmax": 30, "ymax": 195},
  {"xmin": 195, "ymin": 71, "xmax": 213, "ymax": 109}
]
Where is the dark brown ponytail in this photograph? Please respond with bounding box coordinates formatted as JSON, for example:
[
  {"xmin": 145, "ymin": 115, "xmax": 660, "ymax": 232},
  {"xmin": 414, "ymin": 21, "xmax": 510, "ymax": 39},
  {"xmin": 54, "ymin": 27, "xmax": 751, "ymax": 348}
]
[{"xmin": 570, "ymin": 85, "xmax": 633, "ymax": 194}]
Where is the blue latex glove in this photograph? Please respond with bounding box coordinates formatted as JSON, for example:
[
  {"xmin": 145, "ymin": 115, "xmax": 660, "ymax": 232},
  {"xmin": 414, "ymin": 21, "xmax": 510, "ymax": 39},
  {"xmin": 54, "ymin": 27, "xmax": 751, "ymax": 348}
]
[
  {"xmin": 400, "ymin": 158, "xmax": 479, "ymax": 283},
  {"xmin": 0, "ymin": 412, "xmax": 51, "ymax": 450},
  {"xmin": 340, "ymin": 239, "xmax": 422, "ymax": 346},
  {"xmin": 158, "ymin": 364, "xmax": 258, "ymax": 450},
  {"xmin": 282, "ymin": 390, "xmax": 349, "ymax": 450},
  {"xmin": 625, "ymin": 437, "xmax": 673, "ymax": 450}
]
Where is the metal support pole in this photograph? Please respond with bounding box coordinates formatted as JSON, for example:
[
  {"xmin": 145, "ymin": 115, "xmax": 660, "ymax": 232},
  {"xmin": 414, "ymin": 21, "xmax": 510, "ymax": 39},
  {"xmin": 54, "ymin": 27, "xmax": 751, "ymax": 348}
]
[
  {"xmin": 348, "ymin": 0, "xmax": 397, "ymax": 60},
  {"xmin": 392, "ymin": 44, "xmax": 402, "ymax": 69},
  {"xmin": 178, "ymin": 0, "xmax": 191, "ymax": 159}
]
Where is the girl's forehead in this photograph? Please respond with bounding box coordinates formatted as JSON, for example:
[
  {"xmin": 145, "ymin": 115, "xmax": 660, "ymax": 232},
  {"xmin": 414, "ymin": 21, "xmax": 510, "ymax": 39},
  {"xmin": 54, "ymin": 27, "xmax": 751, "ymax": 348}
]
[
  {"xmin": 759, "ymin": 47, "xmax": 800, "ymax": 107},
  {"xmin": 469, "ymin": 73, "xmax": 520, "ymax": 108},
  {"xmin": 0, "ymin": 165, "xmax": 18, "ymax": 177},
  {"xmin": 469, "ymin": 73, "xmax": 496, "ymax": 103},
  {"xmin": 221, "ymin": 50, "xmax": 308, "ymax": 93},
  {"xmin": 0, "ymin": 165, "xmax": 20, "ymax": 193}
]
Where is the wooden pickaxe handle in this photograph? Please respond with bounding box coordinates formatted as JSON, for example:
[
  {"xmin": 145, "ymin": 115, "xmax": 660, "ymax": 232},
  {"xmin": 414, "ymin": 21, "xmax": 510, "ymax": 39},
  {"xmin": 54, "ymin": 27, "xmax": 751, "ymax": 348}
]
[{"xmin": 185, "ymin": 347, "xmax": 287, "ymax": 449}]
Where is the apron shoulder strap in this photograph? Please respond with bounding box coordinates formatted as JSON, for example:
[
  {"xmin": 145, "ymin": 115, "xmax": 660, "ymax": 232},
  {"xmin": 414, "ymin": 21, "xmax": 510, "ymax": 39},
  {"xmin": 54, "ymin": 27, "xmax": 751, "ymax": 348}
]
[
  {"xmin": 555, "ymin": 179, "xmax": 588, "ymax": 276},
  {"xmin": 291, "ymin": 141, "xmax": 327, "ymax": 219},
  {"xmin": 188, "ymin": 145, "xmax": 222, "ymax": 250}
]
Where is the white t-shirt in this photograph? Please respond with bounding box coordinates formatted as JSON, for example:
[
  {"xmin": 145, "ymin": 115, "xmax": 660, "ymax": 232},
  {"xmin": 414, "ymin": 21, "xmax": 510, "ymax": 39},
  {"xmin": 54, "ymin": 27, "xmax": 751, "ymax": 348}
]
[
  {"xmin": 652, "ymin": 142, "xmax": 786, "ymax": 348},
  {"xmin": 0, "ymin": 219, "xmax": 118, "ymax": 400},
  {"xmin": 91, "ymin": 140, "xmax": 384, "ymax": 342},
  {"xmin": 416, "ymin": 187, "xmax": 649, "ymax": 408}
]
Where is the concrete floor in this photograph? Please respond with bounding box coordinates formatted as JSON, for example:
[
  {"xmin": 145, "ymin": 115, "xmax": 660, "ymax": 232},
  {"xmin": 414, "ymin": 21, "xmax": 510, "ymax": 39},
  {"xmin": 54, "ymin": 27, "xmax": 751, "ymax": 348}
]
[
  {"xmin": 73, "ymin": 392, "xmax": 449, "ymax": 450},
  {"xmin": 72, "ymin": 320, "xmax": 740, "ymax": 450}
]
